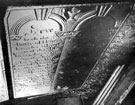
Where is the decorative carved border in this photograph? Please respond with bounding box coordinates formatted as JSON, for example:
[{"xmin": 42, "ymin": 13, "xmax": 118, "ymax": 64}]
[{"xmin": 54, "ymin": 11, "xmax": 135, "ymax": 99}]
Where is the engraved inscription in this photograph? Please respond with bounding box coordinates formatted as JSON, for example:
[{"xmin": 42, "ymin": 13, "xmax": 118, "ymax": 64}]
[{"xmin": 10, "ymin": 19, "xmax": 64, "ymax": 97}]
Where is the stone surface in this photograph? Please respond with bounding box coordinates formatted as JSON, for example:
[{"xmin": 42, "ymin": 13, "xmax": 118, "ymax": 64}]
[{"xmin": 57, "ymin": 97, "xmax": 82, "ymax": 105}]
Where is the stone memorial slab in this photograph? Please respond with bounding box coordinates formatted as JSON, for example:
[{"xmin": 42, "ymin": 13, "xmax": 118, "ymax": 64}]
[
  {"xmin": 4, "ymin": 4, "xmax": 135, "ymax": 100},
  {"xmin": 0, "ymin": 40, "xmax": 9, "ymax": 102},
  {"xmin": 4, "ymin": 6, "xmax": 66, "ymax": 98}
]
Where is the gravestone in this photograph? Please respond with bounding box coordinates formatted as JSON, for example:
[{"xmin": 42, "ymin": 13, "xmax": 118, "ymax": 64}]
[{"xmin": 3, "ymin": 3, "xmax": 135, "ymax": 105}]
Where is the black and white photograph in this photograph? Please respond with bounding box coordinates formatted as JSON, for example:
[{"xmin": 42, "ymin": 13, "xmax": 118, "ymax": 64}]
[{"xmin": 0, "ymin": 0, "xmax": 135, "ymax": 105}]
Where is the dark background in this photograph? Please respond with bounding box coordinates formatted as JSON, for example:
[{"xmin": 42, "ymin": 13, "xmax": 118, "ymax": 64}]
[{"xmin": 0, "ymin": 0, "xmax": 135, "ymax": 105}]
